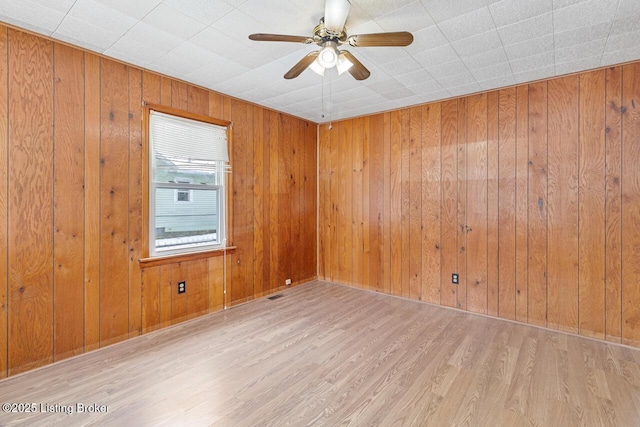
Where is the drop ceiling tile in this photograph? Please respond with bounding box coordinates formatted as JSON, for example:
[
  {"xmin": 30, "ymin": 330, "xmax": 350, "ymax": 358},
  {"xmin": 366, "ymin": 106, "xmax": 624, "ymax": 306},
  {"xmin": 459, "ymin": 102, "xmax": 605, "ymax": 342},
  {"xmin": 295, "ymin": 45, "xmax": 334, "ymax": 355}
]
[
  {"xmin": 69, "ymin": 0, "xmax": 137, "ymax": 35},
  {"xmin": 357, "ymin": 47, "xmax": 413, "ymax": 65},
  {"xmin": 404, "ymin": 25, "xmax": 449, "ymax": 55},
  {"xmin": 609, "ymin": 14, "xmax": 640, "ymax": 36},
  {"xmin": 553, "ymin": 22, "xmax": 610, "ymax": 50},
  {"xmin": 606, "ymin": 29, "xmax": 640, "ymax": 52},
  {"xmin": 351, "ymin": 0, "xmax": 413, "ymax": 18},
  {"xmin": 93, "ymin": 0, "xmax": 162, "ymax": 20},
  {"xmin": 381, "ymin": 88, "xmax": 419, "ymax": 101},
  {"xmin": 105, "ymin": 35, "xmax": 167, "ymax": 65},
  {"xmin": 477, "ymin": 74, "xmax": 516, "ymax": 91},
  {"xmin": 142, "ymin": 3, "xmax": 206, "ymax": 39},
  {"xmin": 420, "ymin": 88, "xmax": 451, "ymax": 102},
  {"xmin": 463, "ymin": 47, "xmax": 509, "ymax": 69},
  {"xmin": 210, "ymin": 9, "xmax": 272, "ymax": 49},
  {"xmin": 498, "ymin": 12, "xmax": 553, "ymax": 45},
  {"xmin": 601, "ymin": 45, "xmax": 640, "ymax": 66},
  {"xmin": 510, "ymin": 50, "xmax": 555, "ymax": 73},
  {"xmin": 488, "ymin": 0, "xmax": 552, "ymax": 28},
  {"xmin": 555, "ymin": 55, "xmax": 601, "ymax": 75},
  {"xmin": 405, "ymin": 78, "xmax": 443, "ymax": 93},
  {"xmin": 471, "ymin": 61, "xmax": 512, "ymax": 81},
  {"xmin": 616, "ymin": 0, "xmax": 640, "ymax": 17},
  {"xmin": 163, "ymin": 0, "xmax": 234, "ymax": 25},
  {"xmin": 555, "ymin": 38, "xmax": 605, "ymax": 63},
  {"xmin": 512, "ymin": 65, "xmax": 555, "ymax": 83},
  {"xmin": 366, "ymin": 77, "xmax": 405, "ymax": 93},
  {"xmin": 425, "ymin": 59, "xmax": 468, "ymax": 78},
  {"xmin": 54, "ymin": 16, "xmax": 123, "ymax": 52},
  {"xmin": 375, "ymin": 55, "xmax": 422, "ymax": 76},
  {"xmin": 420, "ymin": 0, "xmax": 487, "ymax": 23},
  {"xmin": 31, "ymin": 0, "xmax": 76, "ymax": 13},
  {"xmin": 437, "ymin": 7, "xmax": 495, "ymax": 42},
  {"xmin": 450, "ymin": 30, "xmax": 502, "ymax": 58},
  {"xmin": 395, "ymin": 69, "xmax": 436, "ymax": 86},
  {"xmin": 447, "ymin": 82, "xmax": 481, "ymax": 96},
  {"xmin": 412, "ymin": 44, "xmax": 460, "ymax": 68},
  {"xmin": 375, "ymin": 1, "xmax": 435, "ymax": 32},
  {"xmin": 0, "ymin": 0, "xmax": 67, "ymax": 35},
  {"xmin": 553, "ymin": 0, "xmax": 616, "ymax": 33},
  {"xmin": 503, "ymin": 35, "xmax": 554, "ymax": 61},
  {"xmin": 125, "ymin": 22, "xmax": 184, "ymax": 53},
  {"xmin": 437, "ymin": 71, "xmax": 476, "ymax": 88},
  {"xmin": 553, "ymin": 0, "xmax": 590, "ymax": 9},
  {"xmin": 239, "ymin": 0, "xmax": 308, "ymax": 33}
]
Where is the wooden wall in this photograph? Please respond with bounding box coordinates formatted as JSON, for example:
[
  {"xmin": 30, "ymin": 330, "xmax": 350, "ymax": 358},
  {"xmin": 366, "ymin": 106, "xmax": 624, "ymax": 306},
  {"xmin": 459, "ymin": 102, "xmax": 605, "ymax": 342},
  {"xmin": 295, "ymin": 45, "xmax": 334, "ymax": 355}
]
[
  {"xmin": 319, "ymin": 62, "xmax": 640, "ymax": 348},
  {"xmin": 0, "ymin": 25, "xmax": 317, "ymax": 377}
]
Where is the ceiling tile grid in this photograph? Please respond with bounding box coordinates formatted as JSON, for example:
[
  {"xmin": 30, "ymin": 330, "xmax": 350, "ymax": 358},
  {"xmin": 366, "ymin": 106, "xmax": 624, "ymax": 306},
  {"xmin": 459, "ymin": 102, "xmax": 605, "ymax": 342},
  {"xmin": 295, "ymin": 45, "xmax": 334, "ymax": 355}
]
[{"xmin": 0, "ymin": 0, "xmax": 637, "ymax": 122}]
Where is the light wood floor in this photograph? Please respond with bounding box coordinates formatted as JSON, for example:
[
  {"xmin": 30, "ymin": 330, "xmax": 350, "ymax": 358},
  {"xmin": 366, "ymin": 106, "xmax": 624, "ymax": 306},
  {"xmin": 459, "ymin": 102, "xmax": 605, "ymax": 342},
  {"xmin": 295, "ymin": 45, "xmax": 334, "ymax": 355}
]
[{"xmin": 1, "ymin": 281, "xmax": 639, "ymax": 426}]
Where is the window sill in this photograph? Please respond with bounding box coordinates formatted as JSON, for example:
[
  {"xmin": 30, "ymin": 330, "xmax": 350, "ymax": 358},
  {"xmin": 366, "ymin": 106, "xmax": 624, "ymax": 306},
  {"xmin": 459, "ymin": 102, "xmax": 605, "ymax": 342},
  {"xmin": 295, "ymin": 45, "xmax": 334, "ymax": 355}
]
[{"xmin": 139, "ymin": 246, "xmax": 236, "ymax": 269}]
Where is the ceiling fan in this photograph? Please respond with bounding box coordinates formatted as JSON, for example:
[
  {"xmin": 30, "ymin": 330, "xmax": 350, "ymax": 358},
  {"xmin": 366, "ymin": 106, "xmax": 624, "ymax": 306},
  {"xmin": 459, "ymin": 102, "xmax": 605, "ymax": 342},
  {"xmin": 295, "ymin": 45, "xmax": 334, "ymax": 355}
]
[{"xmin": 248, "ymin": 0, "xmax": 413, "ymax": 81}]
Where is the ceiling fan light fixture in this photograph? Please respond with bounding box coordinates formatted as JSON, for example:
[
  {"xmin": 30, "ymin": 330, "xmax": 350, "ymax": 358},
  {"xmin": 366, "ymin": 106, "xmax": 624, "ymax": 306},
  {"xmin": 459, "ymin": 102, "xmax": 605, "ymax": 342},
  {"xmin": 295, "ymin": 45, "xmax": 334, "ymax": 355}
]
[
  {"xmin": 336, "ymin": 53, "xmax": 353, "ymax": 75},
  {"xmin": 318, "ymin": 41, "xmax": 339, "ymax": 68},
  {"xmin": 324, "ymin": 0, "xmax": 351, "ymax": 34},
  {"xmin": 309, "ymin": 58, "xmax": 325, "ymax": 76}
]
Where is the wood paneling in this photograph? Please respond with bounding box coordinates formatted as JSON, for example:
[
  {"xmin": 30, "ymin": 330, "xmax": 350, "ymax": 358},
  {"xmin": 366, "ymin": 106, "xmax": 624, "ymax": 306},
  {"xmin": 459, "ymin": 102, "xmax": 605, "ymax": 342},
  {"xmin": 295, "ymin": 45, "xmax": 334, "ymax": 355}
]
[
  {"xmin": 319, "ymin": 63, "xmax": 640, "ymax": 349},
  {"xmin": 547, "ymin": 75, "xmax": 579, "ymax": 333},
  {"xmin": 53, "ymin": 44, "xmax": 85, "ymax": 361},
  {"xmin": 8, "ymin": 29, "xmax": 54, "ymax": 375},
  {"xmin": 622, "ymin": 62, "xmax": 640, "ymax": 347},
  {"xmin": 0, "ymin": 24, "xmax": 316, "ymax": 377}
]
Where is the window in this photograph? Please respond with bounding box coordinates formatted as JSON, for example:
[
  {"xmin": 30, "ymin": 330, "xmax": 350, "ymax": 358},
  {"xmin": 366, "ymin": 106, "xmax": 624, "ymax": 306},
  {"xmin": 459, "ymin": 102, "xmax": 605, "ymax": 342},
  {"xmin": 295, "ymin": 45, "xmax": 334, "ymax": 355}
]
[{"xmin": 149, "ymin": 110, "xmax": 229, "ymax": 256}]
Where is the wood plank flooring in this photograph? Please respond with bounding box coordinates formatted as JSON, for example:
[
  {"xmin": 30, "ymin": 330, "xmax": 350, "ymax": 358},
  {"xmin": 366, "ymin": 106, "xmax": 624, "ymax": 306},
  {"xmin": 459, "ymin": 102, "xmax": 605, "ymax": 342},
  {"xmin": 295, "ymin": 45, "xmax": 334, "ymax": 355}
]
[{"xmin": 0, "ymin": 281, "xmax": 639, "ymax": 426}]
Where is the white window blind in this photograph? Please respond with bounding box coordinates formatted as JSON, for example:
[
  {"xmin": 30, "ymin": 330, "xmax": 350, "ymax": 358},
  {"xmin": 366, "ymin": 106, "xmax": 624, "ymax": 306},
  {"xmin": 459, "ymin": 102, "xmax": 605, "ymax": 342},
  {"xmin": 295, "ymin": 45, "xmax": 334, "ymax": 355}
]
[{"xmin": 150, "ymin": 111, "xmax": 229, "ymax": 173}]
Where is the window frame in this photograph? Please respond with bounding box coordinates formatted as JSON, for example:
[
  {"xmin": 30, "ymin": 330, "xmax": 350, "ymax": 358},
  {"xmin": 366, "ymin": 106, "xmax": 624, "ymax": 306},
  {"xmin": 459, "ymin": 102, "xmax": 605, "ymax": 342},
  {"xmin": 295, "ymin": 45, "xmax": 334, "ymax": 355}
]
[{"xmin": 142, "ymin": 103, "xmax": 233, "ymax": 261}]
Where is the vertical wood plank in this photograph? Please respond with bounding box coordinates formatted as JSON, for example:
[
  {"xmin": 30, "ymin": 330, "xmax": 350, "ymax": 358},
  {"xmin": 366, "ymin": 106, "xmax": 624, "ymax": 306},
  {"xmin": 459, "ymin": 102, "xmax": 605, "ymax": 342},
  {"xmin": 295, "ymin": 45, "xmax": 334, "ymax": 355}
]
[
  {"xmin": 160, "ymin": 77, "xmax": 171, "ymax": 107},
  {"xmin": 339, "ymin": 120, "xmax": 353, "ymax": 285},
  {"xmin": 269, "ymin": 113, "xmax": 279, "ymax": 288},
  {"xmin": 369, "ymin": 114, "xmax": 384, "ymax": 292},
  {"xmin": 141, "ymin": 267, "xmax": 160, "ymax": 333},
  {"xmin": 440, "ymin": 100, "xmax": 458, "ymax": 308},
  {"xmin": 515, "ymin": 85, "xmax": 529, "ymax": 323},
  {"xmin": 171, "ymin": 80, "xmax": 187, "ymax": 110},
  {"xmin": 0, "ymin": 26, "xmax": 7, "ymax": 378},
  {"xmin": 604, "ymin": 66, "xmax": 622, "ymax": 342},
  {"xmin": 53, "ymin": 43, "xmax": 85, "ymax": 361},
  {"xmin": 208, "ymin": 256, "xmax": 224, "ymax": 313},
  {"xmin": 621, "ymin": 62, "xmax": 640, "ymax": 346},
  {"xmin": 382, "ymin": 113, "xmax": 391, "ymax": 294},
  {"xmin": 362, "ymin": 116, "xmax": 370, "ymax": 290},
  {"xmin": 8, "ymin": 30, "xmax": 54, "ymax": 374},
  {"xmin": 466, "ymin": 93, "xmax": 488, "ymax": 315},
  {"xmin": 421, "ymin": 103, "xmax": 441, "ymax": 304},
  {"xmin": 390, "ymin": 111, "xmax": 402, "ymax": 297},
  {"xmin": 128, "ymin": 67, "xmax": 142, "ymax": 338},
  {"xmin": 319, "ymin": 124, "xmax": 330, "ymax": 281},
  {"xmin": 171, "ymin": 262, "xmax": 187, "ymax": 324},
  {"xmin": 187, "ymin": 259, "xmax": 208, "ymax": 319},
  {"xmin": 290, "ymin": 118, "xmax": 301, "ymax": 284},
  {"xmin": 278, "ymin": 114, "xmax": 292, "ymax": 289},
  {"xmin": 84, "ymin": 53, "xmax": 100, "ymax": 352},
  {"xmin": 329, "ymin": 122, "xmax": 338, "ymax": 283},
  {"xmin": 253, "ymin": 107, "xmax": 264, "ymax": 295},
  {"xmin": 187, "ymin": 85, "xmax": 208, "ymax": 116},
  {"xmin": 261, "ymin": 111, "xmax": 271, "ymax": 289},
  {"xmin": 498, "ymin": 88, "xmax": 517, "ymax": 320},
  {"xmin": 547, "ymin": 75, "xmax": 579, "ymax": 333},
  {"xmin": 579, "ymin": 70, "xmax": 606, "ymax": 338},
  {"xmin": 305, "ymin": 121, "xmax": 317, "ymax": 280},
  {"xmin": 352, "ymin": 117, "xmax": 364, "ymax": 288},
  {"xmin": 487, "ymin": 91, "xmax": 500, "ymax": 317},
  {"xmin": 99, "ymin": 58, "xmax": 130, "ymax": 347},
  {"xmin": 401, "ymin": 109, "xmax": 411, "ymax": 299},
  {"xmin": 527, "ymin": 81, "xmax": 548, "ymax": 327},
  {"xmin": 457, "ymin": 98, "xmax": 467, "ymax": 310},
  {"xmin": 409, "ymin": 107, "xmax": 422, "ymax": 300},
  {"xmin": 159, "ymin": 264, "xmax": 172, "ymax": 328}
]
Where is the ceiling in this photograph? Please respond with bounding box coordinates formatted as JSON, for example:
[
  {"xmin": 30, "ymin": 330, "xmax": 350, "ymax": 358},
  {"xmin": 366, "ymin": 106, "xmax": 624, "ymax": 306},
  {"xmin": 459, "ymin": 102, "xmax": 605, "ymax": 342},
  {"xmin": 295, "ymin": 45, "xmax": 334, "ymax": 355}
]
[{"xmin": 0, "ymin": 0, "xmax": 638, "ymax": 123}]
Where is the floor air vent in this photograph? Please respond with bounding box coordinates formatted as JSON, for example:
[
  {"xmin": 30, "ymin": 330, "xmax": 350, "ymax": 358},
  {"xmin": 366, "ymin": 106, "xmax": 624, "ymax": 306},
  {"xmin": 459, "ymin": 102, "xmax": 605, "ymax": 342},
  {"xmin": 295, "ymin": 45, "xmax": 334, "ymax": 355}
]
[{"xmin": 267, "ymin": 294, "xmax": 284, "ymax": 300}]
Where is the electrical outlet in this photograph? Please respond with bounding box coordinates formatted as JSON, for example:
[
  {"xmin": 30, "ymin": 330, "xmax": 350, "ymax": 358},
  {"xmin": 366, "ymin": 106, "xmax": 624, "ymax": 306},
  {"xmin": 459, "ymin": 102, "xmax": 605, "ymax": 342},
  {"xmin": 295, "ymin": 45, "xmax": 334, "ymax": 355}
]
[
  {"xmin": 285, "ymin": 278, "xmax": 292, "ymax": 285},
  {"xmin": 452, "ymin": 274, "xmax": 459, "ymax": 285},
  {"xmin": 178, "ymin": 281, "xmax": 186, "ymax": 294}
]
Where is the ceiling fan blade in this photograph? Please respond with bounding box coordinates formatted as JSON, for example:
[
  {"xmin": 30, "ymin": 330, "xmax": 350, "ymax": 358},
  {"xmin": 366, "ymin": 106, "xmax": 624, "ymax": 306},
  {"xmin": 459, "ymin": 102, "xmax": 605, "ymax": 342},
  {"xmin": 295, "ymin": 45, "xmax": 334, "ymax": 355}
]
[
  {"xmin": 341, "ymin": 51, "xmax": 370, "ymax": 80},
  {"xmin": 347, "ymin": 31, "xmax": 414, "ymax": 47},
  {"xmin": 324, "ymin": 0, "xmax": 351, "ymax": 34},
  {"xmin": 284, "ymin": 52, "xmax": 319, "ymax": 79},
  {"xmin": 249, "ymin": 33, "xmax": 313, "ymax": 44}
]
